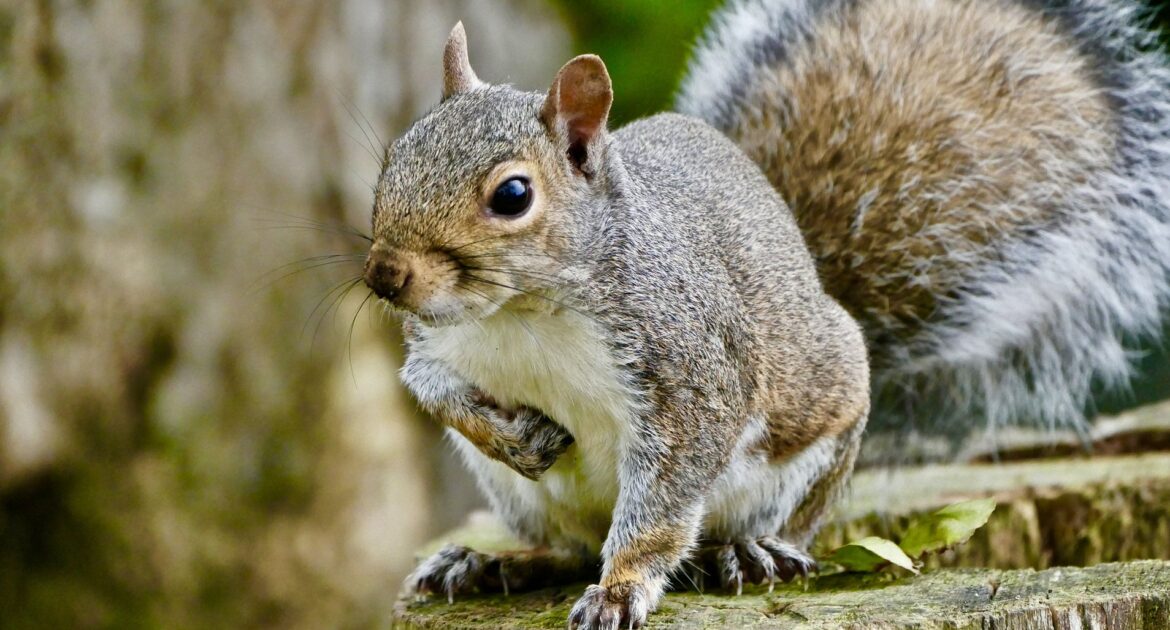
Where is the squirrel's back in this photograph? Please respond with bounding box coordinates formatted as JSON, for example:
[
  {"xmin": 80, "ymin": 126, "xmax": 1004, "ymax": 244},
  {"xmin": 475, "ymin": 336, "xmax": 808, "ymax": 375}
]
[
  {"xmin": 678, "ymin": 0, "xmax": 1170, "ymax": 450},
  {"xmin": 612, "ymin": 113, "xmax": 817, "ymax": 290}
]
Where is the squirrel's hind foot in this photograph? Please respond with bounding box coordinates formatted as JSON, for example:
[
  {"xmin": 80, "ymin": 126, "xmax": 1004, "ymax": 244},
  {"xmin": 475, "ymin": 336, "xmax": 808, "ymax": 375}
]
[
  {"xmin": 406, "ymin": 544, "xmax": 596, "ymax": 602},
  {"xmin": 696, "ymin": 536, "xmax": 816, "ymax": 595},
  {"xmin": 406, "ymin": 545, "xmax": 492, "ymax": 603}
]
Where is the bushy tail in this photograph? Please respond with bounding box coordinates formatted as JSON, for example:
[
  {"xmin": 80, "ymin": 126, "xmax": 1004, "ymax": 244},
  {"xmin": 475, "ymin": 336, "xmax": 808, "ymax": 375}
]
[{"xmin": 677, "ymin": 0, "xmax": 1170, "ymax": 456}]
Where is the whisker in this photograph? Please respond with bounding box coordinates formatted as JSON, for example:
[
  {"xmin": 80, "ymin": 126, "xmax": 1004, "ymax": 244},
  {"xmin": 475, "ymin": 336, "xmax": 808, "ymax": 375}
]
[
  {"xmin": 302, "ymin": 276, "xmax": 362, "ymax": 333},
  {"xmin": 459, "ymin": 264, "xmax": 566, "ymax": 283},
  {"xmin": 676, "ymin": 559, "xmax": 706, "ymax": 593},
  {"xmin": 252, "ymin": 255, "xmax": 366, "ymax": 293},
  {"xmin": 304, "ymin": 277, "xmax": 363, "ymax": 344},
  {"xmin": 456, "ymin": 281, "xmax": 553, "ymax": 372},
  {"xmin": 250, "ymin": 219, "xmax": 374, "ymax": 243},
  {"xmin": 313, "ymin": 279, "xmax": 366, "ymax": 358},
  {"xmin": 444, "ymin": 233, "xmax": 514, "ymax": 255},
  {"xmin": 337, "ymin": 92, "xmax": 384, "ymax": 167},
  {"xmin": 244, "ymin": 207, "xmax": 374, "ymax": 243},
  {"xmin": 454, "ymin": 250, "xmax": 572, "ymax": 267},
  {"xmin": 348, "ymin": 166, "xmax": 378, "ymax": 194},
  {"xmin": 345, "ymin": 129, "xmax": 383, "ymax": 166},
  {"xmin": 348, "ymin": 93, "xmax": 385, "ymax": 149},
  {"xmin": 347, "ymin": 290, "xmax": 377, "ymax": 387},
  {"xmin": 462, "ymin": 273, "xmax": 593, "ymax": 320},
  {"xmin": 251, "ymin": 225, "xmax": 371, "ymax": 245}
]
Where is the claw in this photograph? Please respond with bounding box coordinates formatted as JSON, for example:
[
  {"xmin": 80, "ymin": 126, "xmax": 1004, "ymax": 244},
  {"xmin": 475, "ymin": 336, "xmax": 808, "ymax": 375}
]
[
  {"xmin": 405, "ymin": 544, "xmax": 494, "ymax": 604},
  {"xmin": 700, "ymin": 536, "xmax": 816, "ymax": 595},
  {"xmin": 567, "ymin": 583, "xmax": 649, "ymax": 630},
  {"xmin": 715, "ymin": 544, "xmax": 739, "ymax": 591}
]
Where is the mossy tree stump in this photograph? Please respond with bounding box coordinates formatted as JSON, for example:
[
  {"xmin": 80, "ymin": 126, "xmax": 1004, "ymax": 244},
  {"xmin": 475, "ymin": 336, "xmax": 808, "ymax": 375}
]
[
  {"xmin": 394, "ymin": 401, "xmax": 1170, "ymax": 628},
  {"xmin": 394, "ymin": 561, "xmax": 1170, "ymax": 629}
]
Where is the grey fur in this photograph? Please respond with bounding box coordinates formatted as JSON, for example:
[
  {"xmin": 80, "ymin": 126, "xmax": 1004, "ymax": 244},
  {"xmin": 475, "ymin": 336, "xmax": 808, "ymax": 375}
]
[{"xmin": 678, "ymin": 0, "xmax": 1170, "ymax": 450}]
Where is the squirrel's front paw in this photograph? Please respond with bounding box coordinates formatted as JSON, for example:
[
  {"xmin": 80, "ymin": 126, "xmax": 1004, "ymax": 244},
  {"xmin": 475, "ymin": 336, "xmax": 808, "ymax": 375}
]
[
  {"xmin": 568, "ymin": 583, "xmax": 652, "ymax": 630},
  {"xmin": 491, "ymin": 407, "xmax": 575, "ymax": 480}
]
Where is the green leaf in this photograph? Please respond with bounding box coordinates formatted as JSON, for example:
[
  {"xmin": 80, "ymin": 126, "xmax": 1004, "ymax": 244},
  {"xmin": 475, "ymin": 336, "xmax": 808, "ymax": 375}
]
[
  {"xmin": 828, "ymin": 536, "xmax": 919, "ymax": 574},
  {"xmin": 899, "ymin": 498, "xmax": 997, "ymax": 559}
]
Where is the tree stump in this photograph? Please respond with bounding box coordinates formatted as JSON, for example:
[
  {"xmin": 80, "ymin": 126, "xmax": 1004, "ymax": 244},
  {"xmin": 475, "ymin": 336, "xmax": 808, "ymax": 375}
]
[
  {"xmin": 394, "ymin": 561, "xmax": 1170, "ymax": 629},
  {"xmin": 394, "ymin": 400, "xmax": 1170, "ymax": 628}
]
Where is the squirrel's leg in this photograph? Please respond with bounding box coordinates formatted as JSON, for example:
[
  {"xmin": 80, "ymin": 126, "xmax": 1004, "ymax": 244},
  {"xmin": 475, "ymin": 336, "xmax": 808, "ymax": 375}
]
[
  {"xmin": 400, "ymin": 351, "xmax": 574, "ymax": 479},
  {"xmin": 407, "ymin": 544, "xmax": 597, "ymax": 602},
  {"xmin": 567, "ymin": 405, "xmax": 736, "ymax": 629},
  {"xmin": 779, "ymin": 420, "xmax": 865, "ymax": 548},
  {"xmin": 695, "ymin": 418, "xmax": 866, "ymax": 593}
]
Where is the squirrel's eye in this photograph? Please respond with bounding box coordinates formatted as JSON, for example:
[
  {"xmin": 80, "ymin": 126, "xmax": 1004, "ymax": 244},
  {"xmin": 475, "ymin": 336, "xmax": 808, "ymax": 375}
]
[{"xmin": 488, "ymin": 177, "xmax": 532, "ymax": 217}]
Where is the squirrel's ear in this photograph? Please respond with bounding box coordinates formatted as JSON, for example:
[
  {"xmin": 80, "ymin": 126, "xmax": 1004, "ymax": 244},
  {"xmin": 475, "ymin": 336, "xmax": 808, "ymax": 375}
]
[
  {"xmin": 541, "ymin": 55, "xmax": 612, "ymax": 175},
  {"xmin": 442, "ymin": 22, "xmax": 482, "ymax": 101}
]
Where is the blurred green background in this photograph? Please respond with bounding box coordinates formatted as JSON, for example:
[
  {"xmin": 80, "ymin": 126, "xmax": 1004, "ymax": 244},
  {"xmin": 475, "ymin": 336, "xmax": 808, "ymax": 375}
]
[
  {"xmin": 1, "ymin": 1, "xmax": 1168, "ymax": 629},
  {"xmin": 548, "ymin": 0, "xmax": 723, "ymax": 125}
]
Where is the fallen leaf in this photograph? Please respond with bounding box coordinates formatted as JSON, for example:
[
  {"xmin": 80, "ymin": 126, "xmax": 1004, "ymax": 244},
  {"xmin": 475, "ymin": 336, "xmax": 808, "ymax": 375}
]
[
  {"xmin": 829, "ymin": 536, "xmax": 919, "ymax": 574},
  {"xmin": 899, "ymin": 498, "xmax": 997, "ymax": 559}
]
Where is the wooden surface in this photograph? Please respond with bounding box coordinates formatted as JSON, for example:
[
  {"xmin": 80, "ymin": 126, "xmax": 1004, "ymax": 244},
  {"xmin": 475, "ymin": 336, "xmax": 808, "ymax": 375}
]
[
  {"xmin": 394, "ymin": 561, "xmax": 1170, "ymax": 629},
  {"xmin": 395, "ymin": 400, "xmax": 1170, "ymax": 628}
]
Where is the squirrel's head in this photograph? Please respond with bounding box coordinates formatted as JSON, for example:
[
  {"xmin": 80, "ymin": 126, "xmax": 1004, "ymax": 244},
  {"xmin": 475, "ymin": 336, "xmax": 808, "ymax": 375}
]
[{"xmin": 365, "ymin": 22, "xmax": 613, "ymax": 326}]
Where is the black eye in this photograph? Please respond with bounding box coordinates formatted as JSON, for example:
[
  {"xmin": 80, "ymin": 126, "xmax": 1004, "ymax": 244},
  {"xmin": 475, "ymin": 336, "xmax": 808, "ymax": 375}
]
[{"xmin": 488, "ymin": 177, "xmax": 532, "ymax": 217}]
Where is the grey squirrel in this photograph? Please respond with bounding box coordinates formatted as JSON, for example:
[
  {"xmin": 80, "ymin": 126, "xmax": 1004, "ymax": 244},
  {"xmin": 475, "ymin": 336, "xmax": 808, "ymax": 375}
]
[{"xmin": 364, "ymin": 0, "xmax": 1170, "ymax": 627}]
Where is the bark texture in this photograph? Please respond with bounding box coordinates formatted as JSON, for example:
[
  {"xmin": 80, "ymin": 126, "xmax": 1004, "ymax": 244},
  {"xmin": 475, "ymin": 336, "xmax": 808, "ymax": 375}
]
[
  {"xmin": 0, "ymin": 2, "xmax": 565, "ymax": 628},
  {"xmin": 394, "ymin": 561, "xmax": 1170, "ymax": 629}
]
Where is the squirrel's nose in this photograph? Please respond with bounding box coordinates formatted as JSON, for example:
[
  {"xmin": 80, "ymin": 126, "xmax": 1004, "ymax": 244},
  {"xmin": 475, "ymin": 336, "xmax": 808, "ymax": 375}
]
[{"xmin": 364, "ymin": 249, "xmax": 412, "ymax": 302}]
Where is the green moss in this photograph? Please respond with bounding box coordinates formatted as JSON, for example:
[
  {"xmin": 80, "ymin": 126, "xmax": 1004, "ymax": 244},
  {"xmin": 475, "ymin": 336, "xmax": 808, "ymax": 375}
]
[{"xmin": 394, "ymin": 562, "xmax": 1170, "ymax": 629}]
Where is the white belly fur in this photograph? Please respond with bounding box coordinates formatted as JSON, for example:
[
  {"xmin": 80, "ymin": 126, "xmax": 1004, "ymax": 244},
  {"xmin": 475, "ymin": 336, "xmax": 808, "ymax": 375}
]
[{"xmin": 412, "ymin": 306, "xmax": 636, "ymax": 551}]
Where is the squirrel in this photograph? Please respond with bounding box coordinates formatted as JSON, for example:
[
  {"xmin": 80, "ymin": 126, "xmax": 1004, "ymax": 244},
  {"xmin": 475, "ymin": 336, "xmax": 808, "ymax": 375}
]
[
  {"xmin": 372, "ymin": 21, "xmax": 868, "ymax": 628},
  {"xmin": 362, "ymin": 0, "xmax": 1170, "ymax": 625}
]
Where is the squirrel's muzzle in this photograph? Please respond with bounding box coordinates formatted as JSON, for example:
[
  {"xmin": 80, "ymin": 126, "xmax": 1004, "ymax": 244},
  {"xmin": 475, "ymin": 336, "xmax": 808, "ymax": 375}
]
[{"xmin": 363, "ymin": 248, "xmax": 412, "ymax": 303}]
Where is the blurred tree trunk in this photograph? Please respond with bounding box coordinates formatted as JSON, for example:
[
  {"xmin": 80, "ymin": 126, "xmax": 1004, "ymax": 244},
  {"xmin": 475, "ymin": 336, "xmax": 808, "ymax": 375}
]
[{"xmin": 0, "ymin": 1, "xmax": 566, "ymax": 628}]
